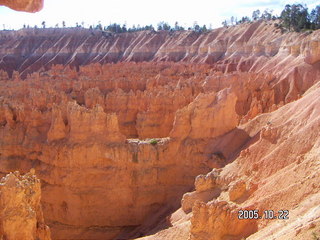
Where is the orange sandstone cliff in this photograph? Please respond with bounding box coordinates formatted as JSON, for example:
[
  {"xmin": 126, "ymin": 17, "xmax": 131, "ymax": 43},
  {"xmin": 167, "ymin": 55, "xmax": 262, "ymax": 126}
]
[
  {"xmin": 140, "ymin": 80, "xmax": 320, "ymax": 240},
  {"xmin": 0, "ymin": 170, "xmax": 51, "ymax": 240},
  {"xmin": 0, "ymin": 20, "xmax": 319, "ymax": 79},
  {"xmin": 0, "ymin": 21, "xmax": 319, "ymax": 239}
]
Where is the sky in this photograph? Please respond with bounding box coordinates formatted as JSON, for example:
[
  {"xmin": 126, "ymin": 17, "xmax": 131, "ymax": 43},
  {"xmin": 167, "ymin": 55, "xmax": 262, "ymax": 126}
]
[{"xmin": 0, "ymin": 0, "xmax": 319, "ymax": 30}]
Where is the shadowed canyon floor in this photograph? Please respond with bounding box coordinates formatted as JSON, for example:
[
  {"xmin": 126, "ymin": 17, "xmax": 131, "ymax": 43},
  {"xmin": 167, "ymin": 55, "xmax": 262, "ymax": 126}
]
[{"xmin": 0, "ymin": 21, "xmax": 319, "ymax": 239}]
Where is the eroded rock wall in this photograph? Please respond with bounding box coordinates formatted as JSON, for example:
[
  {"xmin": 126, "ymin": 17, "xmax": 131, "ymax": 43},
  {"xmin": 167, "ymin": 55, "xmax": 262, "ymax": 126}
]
[
  {"xmin": 187, "ymin": 82, "xmax": 320, "ymax": 240},
  {"xmin": 0, "ymin": 24, "xmax": 319, "ymax": 240},
  {"xmin": 0, "ymin": 62, "xmax": 214, "ymax": 239},
  {"xmin": 0, "ymin": 21, "xmax": 319, "ymax": 78},
  {"xmin": 140, "ymin": 80, "xmax": 320, "ymax": 240},
  {"xmin": 0, "ymin": 170, "xmax": 51, "ymax": 240}
]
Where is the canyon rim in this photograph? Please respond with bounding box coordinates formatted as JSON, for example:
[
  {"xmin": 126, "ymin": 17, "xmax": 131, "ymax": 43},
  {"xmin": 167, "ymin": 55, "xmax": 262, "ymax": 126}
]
[{"xmin": 0, "ymin": 2, "xmax": 320, "ymax": 240}]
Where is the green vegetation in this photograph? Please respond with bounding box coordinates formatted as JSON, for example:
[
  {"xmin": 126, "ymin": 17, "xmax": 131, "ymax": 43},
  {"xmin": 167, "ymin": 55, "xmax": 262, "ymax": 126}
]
[
  {"xmin": 19, "ymin": 19, "xmax": 208, "ymax": 33},
  {"xmin": 149, "ymin": 139, "xmax": 158, "ymax": 145},
  {"xmin": 281, "ymin": 4, "xmax": 309, "ymax": 31},
  {"xmin": 222, "ymin": 4, "xmax": 320, "ymax": 32},
  {"xmin": 310, "ymin": 6, "xmax": 320, "ymax": 30},
  {"xmin": 17, "ymin": 3, "xmax": 320, "ymax": 33},
  {"xmin": 157, "ymin": 21, "xmax": 171, "ymax": 31}
]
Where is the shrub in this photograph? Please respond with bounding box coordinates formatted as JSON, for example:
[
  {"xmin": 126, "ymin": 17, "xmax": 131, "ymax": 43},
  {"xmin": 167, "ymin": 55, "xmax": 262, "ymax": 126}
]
[{"xmin": 149, "ymin": 139, "xmax": 158, "ymax": 145}]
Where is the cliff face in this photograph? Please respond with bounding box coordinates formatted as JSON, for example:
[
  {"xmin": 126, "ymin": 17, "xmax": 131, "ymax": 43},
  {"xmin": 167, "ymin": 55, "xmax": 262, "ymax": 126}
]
[
  {"xmin": 0, "ymin": 62, "xmax": 213, "ymax": 239},
  {"xmin": 187, "ymin": 81, "xmax": 320, "ymax": 240},
  {"xmin": 0, "ymin": 21, "xmax": 319, "ymax": 78},
  {"xmin": 0, "ymin": 170, "xmax": 51, "ymax": 240},
  {"xmin": 138, "ymin": 82, "xmax": 320, "ymax": 240},
  {"xmin": 0, "ymin": 22, "xmax": 319, "ymax": 240}
]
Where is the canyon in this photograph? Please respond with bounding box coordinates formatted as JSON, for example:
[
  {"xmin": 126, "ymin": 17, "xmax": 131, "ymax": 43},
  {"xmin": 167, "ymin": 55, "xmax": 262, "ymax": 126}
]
[{"xmin": 0, "ymin": 20, "xmax": 319, "ymax": 240}]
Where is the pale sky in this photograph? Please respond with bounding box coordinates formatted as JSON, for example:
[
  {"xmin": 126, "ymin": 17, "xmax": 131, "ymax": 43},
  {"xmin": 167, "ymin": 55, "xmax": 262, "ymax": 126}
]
[{"xmin": 0, "ymin": 0, "xmax": 319, "ymax": 30}]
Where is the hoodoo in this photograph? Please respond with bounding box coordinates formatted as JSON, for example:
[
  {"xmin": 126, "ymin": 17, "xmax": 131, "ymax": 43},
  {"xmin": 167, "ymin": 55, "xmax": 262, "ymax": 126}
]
[{"xmin": 0, "ymin": 5, "xmax": 320, "ymax": 239}]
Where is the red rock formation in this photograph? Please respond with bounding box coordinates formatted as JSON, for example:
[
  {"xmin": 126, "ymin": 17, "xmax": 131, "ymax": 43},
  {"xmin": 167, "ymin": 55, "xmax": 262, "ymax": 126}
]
[
  {"xmin": 0, "ymin": 170, "xmax": 51, "ymax": 240},
  {"xmin": 0, "ymin": 23, "xmax": 319, "ymax": 240},
  {"xmin": 141, "ymin": 76, "xmax": 320, "ymax": 240},
  {"xmin": 190, "ymin": 200, "xmax": 258, "ymax": 240},
  {"xmin": 0, "ymin": 62, "xmax": 214, "ymax": 239},
  {"xmin": 0, "ymin": 21, "xmax": 319, "ymax": 79},
  {"xmin": 0, "ymin": 0, "xmax": 43, "ymax": 12},
  {"xmin": 170, "ymin": 88, "xmax": 238, "ymax": 140}
]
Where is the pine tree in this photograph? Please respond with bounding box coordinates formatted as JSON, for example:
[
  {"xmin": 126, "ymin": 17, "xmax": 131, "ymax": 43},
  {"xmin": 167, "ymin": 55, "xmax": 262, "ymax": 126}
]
[
  {"xmin": 201, "ymin": 25, "xmax": 207, "ymax": 32},
  {"xmin": 281, "ymin": 4, "xmax": 309, "ymax": 32},
  {"xmin": 222, "ymin": 20, "xmax": 228, "ymax": 27},
  {"xmin": 252, "ymin": 10, "xmax": 261, "ymax": 21},
  {"xmin": 310, "ymin": 5, "xmax": 320, "ymax": 29}
]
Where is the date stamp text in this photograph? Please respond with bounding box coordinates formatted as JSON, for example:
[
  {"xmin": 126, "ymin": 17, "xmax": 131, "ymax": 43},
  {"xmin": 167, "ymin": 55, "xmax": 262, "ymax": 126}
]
[{"xmin": 238, "ymin": 210, "xmax": 289, "ymax": 220}]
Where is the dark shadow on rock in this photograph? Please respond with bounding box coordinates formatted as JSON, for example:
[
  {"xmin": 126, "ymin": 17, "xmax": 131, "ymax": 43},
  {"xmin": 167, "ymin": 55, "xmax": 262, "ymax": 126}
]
[
  {"xmin": 204, "ymin": 127, "xmax": 260, "ymax": 168},
  {"xmin": 115, "ymin": 204, "xmax": 174, "ymax": 240}
]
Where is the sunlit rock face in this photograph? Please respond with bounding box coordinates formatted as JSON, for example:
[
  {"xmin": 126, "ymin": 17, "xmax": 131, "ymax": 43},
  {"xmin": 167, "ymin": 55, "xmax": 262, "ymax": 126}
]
[
  {"xmin": 0, "ymin": 170, "xmax": 51, "ymax": 240},
  {"xmin": 0, "ymin": 63, "xmax": 213, "ymax": 239},
  {"xmin": 0, "ymin": 20, "xmax": 319, "ymax": 79},
  {"xmin": 0, "ymin": 0, "xmax": 43, "ymax": 12},
  {"xmin": 0, "ymin": 22, "xmax": 319, "ymax": 239},
  {"xmin": 140, "ymin": 83, "xmax": 320, "ymax": 240}
]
